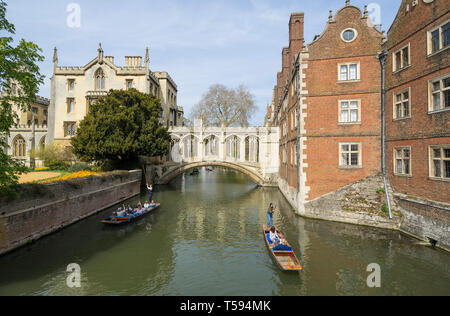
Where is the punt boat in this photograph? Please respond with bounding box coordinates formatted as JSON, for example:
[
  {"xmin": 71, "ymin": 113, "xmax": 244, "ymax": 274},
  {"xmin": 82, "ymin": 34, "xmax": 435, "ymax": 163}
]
[
  {"xmin": 102, "ymin": 203, "xmax": 161, "ymax": 225},
  {"xmin": 263, "ymin": 225, "xmax": 302, "ymax": 271}
]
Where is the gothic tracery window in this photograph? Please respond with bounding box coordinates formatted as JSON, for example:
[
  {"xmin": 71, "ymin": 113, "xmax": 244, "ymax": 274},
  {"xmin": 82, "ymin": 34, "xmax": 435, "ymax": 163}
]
[
  {"xmin": 95, "ymin": 68, "xmax": 105, "ymax": 90},
  {"xmin": 13, "ymin": 135, "xmax": 26, "ymax": 157}
]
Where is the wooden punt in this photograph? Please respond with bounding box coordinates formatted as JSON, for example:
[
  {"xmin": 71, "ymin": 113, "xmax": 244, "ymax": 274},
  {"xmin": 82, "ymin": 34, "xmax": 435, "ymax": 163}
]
[
  {"xmin": 263, "ymin": 225, "xmax": 302, "ymax": 272},
  {"xmin": 102, "ymin": 204, "xmax": 161, "ymax": 225}
]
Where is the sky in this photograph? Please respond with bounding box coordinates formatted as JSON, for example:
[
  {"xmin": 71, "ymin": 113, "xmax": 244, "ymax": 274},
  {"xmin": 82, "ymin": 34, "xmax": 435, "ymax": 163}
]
[{"xmin": 5, "ymin": 0, "xmax": 401, "ymax": 126}]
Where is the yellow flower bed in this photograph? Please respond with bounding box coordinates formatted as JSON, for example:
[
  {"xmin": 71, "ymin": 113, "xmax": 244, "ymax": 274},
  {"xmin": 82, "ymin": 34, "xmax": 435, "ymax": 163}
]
[
  {"xmin": 41, "ymin": 171, "xmax": 102, "ymax": 184},
  {"xmin": 35, "ymin": 167, "xmax": 50, "ymax": 172}
]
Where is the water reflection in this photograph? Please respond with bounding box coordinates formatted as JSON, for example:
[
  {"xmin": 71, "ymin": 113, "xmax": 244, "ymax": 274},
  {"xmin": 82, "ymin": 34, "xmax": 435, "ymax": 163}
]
[{"xmin": 0, "ymin": 167, "xmax": 448, "ymax": 296}]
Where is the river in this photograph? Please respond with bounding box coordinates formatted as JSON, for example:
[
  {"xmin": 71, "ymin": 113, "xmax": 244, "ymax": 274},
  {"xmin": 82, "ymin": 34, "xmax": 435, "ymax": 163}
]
[{"xmin": 0, "ymin": 168, "xmax": 449, "ymax": 296}]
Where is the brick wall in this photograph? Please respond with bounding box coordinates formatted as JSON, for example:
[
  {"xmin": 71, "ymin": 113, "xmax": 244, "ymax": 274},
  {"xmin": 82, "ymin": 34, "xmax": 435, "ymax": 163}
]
[
  {"xmin": 385, "ymin": 0, "xmax": 450, "ymax": 204},
  {"xmin": 0, "ymin": 170, "xmax": 142, "ymax": 256},
  {"xmin": 303, "ymin": 4, "xmax": 383, "ymax": 200}
]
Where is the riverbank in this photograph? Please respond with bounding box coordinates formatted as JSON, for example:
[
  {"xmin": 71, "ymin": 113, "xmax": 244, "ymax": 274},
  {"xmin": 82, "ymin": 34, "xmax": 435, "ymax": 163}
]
[
  {"xmin": 277, "ymin": 174, "xmax": 449, "ymax": 253},
  {"xmin": 0, "ymin": 170, "xmax": 142, "ymax": 256}
]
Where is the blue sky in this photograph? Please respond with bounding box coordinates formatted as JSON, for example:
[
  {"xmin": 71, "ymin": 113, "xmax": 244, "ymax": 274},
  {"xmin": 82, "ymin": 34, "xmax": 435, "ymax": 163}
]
[{"xmin": 5, "ymin": 0, "xmax": 400, "ymax": 125}]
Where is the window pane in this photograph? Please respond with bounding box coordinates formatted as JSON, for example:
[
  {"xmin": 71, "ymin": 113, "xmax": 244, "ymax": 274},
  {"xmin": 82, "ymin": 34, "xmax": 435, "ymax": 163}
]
[
  {"xmin": 403, "ymin": 91, "xmax": 409, "ymax": 100},
  {"xmin": 403, "ymin": 101, "xmax": 410, "ymax": 117},
  {"xmin": 342, "ymin": 144, "xmax": 349, "ymax": 152},
  {"xmin": 396, "ymin": 94, "xmax": 402, "ymax": 102},
  {"xmin": 433, "ymin": 148, "xmax": 441, "ymax": 158},
  {"xmin": 342, "ymin": 153, "xmax": 349, "ymax": 165},
  {"xmin": 397, "ymin": 104, "xmax": 402, "ymax": 118},
  {"xmin": 402, "ymin": 47, "xmax": 409, "ymax": 66},
  {"xmin": 444, "ymin": 90, "xmax": 449, "ymax": 108},
  {"xmin": 340, "ymin": 65, "xmax": 348, "ymax": 81},
  {"xmin": 341, "ymin": 101, "xmax": 349, "ymax": 108},
  {"xmin": 432, "ymin": 81, "xmax": 441, "ymax": 92},
  {"xmin": 351, "ymin": 144, "xmax": 359, "ymax": 152},
  {"xmin": 396, "ymin": 149, "xmax": 403, "ymax": 159},
  {"xmin": 350, "ymin": 101, "xmax": 358, "ymax": 109},
  {"xmin": 434, "ymin": 160, "xmax": 441, "ymax": 177},
  {"xmin": 404, "ymin": 149, "xmax": 410, "ymax": 158},
  {"xmin": 395, "ymin": 52, "xmax": 401, "ymax": 70},
  {"xmin": 433, "ymin": 93, "xmax": 441, "ymax": 110},
  {"xmin": 351, "ymin": 153, "xmax": 359, "ymax": 165},
  {"xmin": 349, "ymin": 64, "xmax": 357, "ymax": 80},
  {"xmin": 444, "ymin": 148, "xmax": 450, "ymax": 158},
  {"xmin": 396, "ymin": 159, "xmax": 403, "ymax": 174},
  {"xmin": 341, "ymin": 110, "xmax": 348, "ymax": 122},
  {"xmin": 404, "ymin": 160, "xmax": 410, "ymax": 174},
  {"xmin": 444, "ymin": 77, "xmax": 450, "ymax": 88},
  {"xmin": 445, "ymin": 161, "xmax": 450, "ymax": 178},
  {"xmin": 443, "ymin": 22, "xmax": 450, "ymax": 48},
  {"xmin": 350, "ymin": 109, "xmax": 358, "ymax": 122},
  {"xmin": 343, "ymin": 30, "xmax": 355, "ymax": 41},
  {"xmin": 431, "ymin": 29, "xmax": 440, "ymax": 52}
]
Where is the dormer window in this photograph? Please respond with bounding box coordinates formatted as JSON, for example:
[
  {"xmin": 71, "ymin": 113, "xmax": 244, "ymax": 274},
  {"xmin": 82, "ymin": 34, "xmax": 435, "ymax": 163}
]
[{"xmin": 95, "ymin": 68, "xmax": 105, "ymax": 90}]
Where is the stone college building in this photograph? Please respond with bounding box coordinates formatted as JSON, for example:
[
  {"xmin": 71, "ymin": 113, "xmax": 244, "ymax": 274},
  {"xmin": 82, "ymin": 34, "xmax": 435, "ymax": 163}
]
[{"xmin": 47, "ymin": 44, "xmax": 184, "ymax": 147}]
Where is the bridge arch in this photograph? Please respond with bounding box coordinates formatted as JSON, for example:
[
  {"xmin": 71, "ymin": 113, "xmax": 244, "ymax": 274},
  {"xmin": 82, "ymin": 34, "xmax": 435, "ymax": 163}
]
[{"xmin": 159, "ymin": 161, "xmax": 265, "ymax": 186}]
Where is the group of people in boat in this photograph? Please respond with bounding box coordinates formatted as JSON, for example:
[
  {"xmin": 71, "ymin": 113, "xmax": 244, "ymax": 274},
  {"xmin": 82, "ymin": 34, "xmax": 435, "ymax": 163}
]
[
  {"xmin": 112, "ymin": 183, "xmax": 156, "ymax": 218},
  {"xmin": 266, "ymin": 203, "xmax": 287, "ymax": 248},
  {"xmin": 114, "ymin": 201, "xmax": 157, "ymax": 218}
]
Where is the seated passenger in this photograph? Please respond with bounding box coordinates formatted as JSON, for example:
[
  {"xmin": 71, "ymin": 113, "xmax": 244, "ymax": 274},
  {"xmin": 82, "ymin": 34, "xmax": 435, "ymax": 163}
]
[
  {"xmin": 269, "ymin": 227, "xmax": 286, "ymax": 247},
  {"xmin": 149, "ymin": 200, "xmax": 156, "ymax": 207},
  {"xmin": 144, "ymin": 201, "xmax": 150, "ymax": 209}
]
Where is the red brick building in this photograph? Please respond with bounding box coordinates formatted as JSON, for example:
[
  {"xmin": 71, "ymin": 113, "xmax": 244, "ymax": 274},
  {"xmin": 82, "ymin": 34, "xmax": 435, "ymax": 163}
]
[
  {"xmin": 268, "ymin": 1, "xmax": 385, "ymax": 214},
  {"xmin": 383, "ymin": 0, "xmax": 449, "ymax": 246}
]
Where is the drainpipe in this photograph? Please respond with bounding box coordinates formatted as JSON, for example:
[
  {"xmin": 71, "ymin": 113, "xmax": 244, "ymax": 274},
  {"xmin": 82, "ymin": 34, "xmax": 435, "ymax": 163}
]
[{"xmin": 378, "ymin": 50, "xmax": 393, "ymax": 219}]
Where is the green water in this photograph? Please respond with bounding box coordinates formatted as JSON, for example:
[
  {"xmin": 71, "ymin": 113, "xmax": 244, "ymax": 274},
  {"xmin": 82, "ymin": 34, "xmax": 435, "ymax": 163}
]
[{"xmin": 0, "ymin": 168, "xmax": 449, "ymax": 296}]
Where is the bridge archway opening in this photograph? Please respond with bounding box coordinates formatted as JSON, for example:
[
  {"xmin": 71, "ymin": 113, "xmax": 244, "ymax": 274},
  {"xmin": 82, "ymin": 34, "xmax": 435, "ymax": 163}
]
[{"xmin": 160, "ymin": 161, "xmax": 264, "ymax": 186}]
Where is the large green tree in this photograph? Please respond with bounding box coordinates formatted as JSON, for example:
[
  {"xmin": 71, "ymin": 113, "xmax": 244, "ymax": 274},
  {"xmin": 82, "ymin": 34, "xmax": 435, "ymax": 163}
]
[
  {"xmin": 0, "ymin": 0, "xmax": 45, "ymax": 194},
  {"xmin": 71, "ymin": 89, "xmax": 171, "ymax": 167}
]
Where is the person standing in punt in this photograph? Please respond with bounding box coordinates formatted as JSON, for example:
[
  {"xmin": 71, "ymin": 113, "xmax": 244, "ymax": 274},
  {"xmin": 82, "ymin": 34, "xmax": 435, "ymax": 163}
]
[
  {"xmin": 267, "ymin": 203, "xmax": 275, "ymax": 229},
  {"xmin": 147, "ymin": 184, "xmax": 153, "ymax": 202}
]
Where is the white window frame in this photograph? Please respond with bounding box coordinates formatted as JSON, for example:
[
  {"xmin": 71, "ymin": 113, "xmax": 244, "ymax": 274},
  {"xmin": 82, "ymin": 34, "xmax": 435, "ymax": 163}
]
[
  {"xmin": 394, "ymin": 147, "xmax": 412, "ymax": 176},
  {"xmin": 338, "ymin": 62, "xmax": 360, "ymax": 82},
  {"xmin": 428, "ymin": 74, "xmax": 450, "ymax": 113},
  {"xmin": 341, "ymin": 28, "xmax": 358, "ymax": 43},
  {"xmin": 393, "ymin": 88, "xmax": 411, "ymax": 120},
  {"xmin": 339, "ymin": 142, "xmax": 362, "ymax": 168},
  {"xmin": 427, "ymin": 19, "xmax": 450, "ymax": 56},
  {"xmin": 392, "ymin": 43, "xmax": 410, "ymax": 72},
  {"xmin": 429, "ymin": 145, "xmax": 450, "ymax": 181},
  {"xmin": 338, "ymin": 99, "xmax": 361, "ymax": 124}
]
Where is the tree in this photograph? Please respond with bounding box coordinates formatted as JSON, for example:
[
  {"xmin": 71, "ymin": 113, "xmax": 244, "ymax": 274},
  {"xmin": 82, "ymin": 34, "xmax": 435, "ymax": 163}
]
[
  {"xmin": 0, "ymin": 0, "xmax": 45, "ymax": 194},
  {"xmin": 71, "ymin": 89, "xmax": 171, "ymax": 169},
  {"xmin": 190, "ymin": 84, "xmax": 256, "ymax": 127}
]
